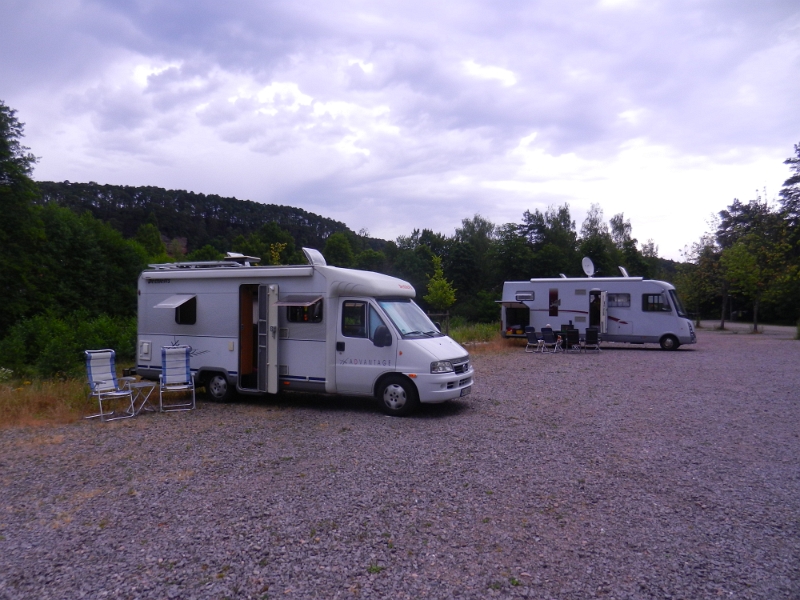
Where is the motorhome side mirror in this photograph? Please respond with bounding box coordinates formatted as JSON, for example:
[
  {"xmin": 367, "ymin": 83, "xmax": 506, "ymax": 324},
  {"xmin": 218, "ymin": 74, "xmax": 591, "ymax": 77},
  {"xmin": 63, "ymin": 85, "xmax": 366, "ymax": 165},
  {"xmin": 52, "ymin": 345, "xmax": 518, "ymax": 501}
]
[
  {"xmin": 373, "ymin": 325, "xmax": 392, "ymax": 348},
  {"xmin": 433, "ymin": 321, "xmax": 441, "ymax": 331}
]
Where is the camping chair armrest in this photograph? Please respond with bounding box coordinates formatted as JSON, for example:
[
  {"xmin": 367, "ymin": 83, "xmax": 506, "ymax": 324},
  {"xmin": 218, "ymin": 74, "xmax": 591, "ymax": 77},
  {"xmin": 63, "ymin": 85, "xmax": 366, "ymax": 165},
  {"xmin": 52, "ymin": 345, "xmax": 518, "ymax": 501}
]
[{"xmin": 89, "ymin": 379, "xmax": 114, "ymax": 392}]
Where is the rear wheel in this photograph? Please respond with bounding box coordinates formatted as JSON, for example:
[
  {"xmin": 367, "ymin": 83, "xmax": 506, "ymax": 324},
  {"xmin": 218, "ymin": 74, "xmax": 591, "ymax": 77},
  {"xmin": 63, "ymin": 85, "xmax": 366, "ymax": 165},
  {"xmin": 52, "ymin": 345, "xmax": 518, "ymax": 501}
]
[
  {"xmin": 205, "ymin": 373, "xmax": 235, "ymax": 402},
  {"xmin": 376, "ymin": 376, "xmax": 419, "ymax": 417},
  {"xmin": 659, "ymin": 335, "xmax": 680, "ymax": 351}
]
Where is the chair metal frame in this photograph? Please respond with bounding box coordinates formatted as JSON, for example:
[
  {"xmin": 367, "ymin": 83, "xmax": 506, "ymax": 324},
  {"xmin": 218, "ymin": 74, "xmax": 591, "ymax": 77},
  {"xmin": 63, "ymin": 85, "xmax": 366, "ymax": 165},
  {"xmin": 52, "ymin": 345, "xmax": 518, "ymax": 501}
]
[
  {"xmin": 524, "ymin": 327, "xmax": 544, "ymax": 353},
  {"xmin": 540, "ymin": 328, "xmax": 563, "ymax": 353},
  {"xmin": 85, "ymin": 349, "xmax": 135, "ymax": 422},
  {"xmin": 159, "ymin": 345, "xmax": 196, "ymax": 412},
  {"xmin": 565, "ymin": 328, "xmax": 582, "ymax": 353},
  {"xmin": 583, "ymin": 327, "xmax": 602, "ymax": 353}
]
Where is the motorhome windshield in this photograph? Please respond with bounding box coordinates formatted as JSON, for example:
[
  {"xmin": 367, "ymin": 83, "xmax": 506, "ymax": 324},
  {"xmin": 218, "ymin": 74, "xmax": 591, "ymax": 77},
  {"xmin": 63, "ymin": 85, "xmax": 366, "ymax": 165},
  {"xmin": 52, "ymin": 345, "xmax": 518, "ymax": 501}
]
[
  {"xmin": 378, "ymin": 299, "xmax": 442, "ymax": 338},
  {"xmin": 669, "ymin": 290, "xmax": 688, "ymax": 319}
]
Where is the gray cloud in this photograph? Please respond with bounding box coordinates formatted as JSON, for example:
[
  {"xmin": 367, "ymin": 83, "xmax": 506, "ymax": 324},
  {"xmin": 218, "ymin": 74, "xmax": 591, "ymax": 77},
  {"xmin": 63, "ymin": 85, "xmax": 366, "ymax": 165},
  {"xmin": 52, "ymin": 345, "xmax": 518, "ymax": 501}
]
[{"xmin": 2, "ymin": 0, "xmax": 798, "ymax": 258}]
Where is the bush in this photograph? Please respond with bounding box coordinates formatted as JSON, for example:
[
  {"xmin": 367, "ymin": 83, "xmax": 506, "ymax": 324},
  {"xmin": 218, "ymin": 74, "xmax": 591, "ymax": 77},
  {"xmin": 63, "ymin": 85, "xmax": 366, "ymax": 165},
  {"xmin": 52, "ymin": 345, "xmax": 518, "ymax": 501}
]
[
  {"xmin": 0, "ymin": 312, "xmax": 136, "ymax": 378},
  {"xmin": 450, "ymin": 321, "xmax": 501, "ymax": 344}
]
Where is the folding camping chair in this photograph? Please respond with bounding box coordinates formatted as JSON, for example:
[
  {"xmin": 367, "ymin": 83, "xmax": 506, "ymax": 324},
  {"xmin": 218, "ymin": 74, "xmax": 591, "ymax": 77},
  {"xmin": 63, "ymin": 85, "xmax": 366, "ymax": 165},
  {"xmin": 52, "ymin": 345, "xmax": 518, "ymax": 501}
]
[
  {"xmin": 159, "ymin": 345, "xmax": 196, "ymax": 412},
  {"xmin": 524, "ymin": 327, "xmax": 544, "ymax": 353},
  {"xmin": 540, "ymin": 327, "xmax": 562, "ymax": 353},
  {"xmin": 85, "ymin": 349, "xmax": 135, "ymax": 422},
  {"xmin": 565, "ymin": 328, "xmax": 582, "ymax": 353},
  {"xmin": 583, "ymin": 327, "xmax": 601, "ymax": 353}
]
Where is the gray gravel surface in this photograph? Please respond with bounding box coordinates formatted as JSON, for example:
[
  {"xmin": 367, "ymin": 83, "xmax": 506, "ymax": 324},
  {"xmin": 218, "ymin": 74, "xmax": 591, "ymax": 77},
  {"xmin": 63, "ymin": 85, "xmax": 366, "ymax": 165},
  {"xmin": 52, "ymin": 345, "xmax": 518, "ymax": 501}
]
[{"xmin": 1, "ymin": 328, "xmax": 799, "ymax": 599}]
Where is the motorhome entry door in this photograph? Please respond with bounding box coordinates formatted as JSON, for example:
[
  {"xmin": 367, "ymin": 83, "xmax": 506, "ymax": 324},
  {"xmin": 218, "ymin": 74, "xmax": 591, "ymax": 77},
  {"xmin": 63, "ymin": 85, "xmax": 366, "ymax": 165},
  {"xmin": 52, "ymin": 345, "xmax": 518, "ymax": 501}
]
[
  {"xmin": 257, "ymin": 284, "xmax": 279, "ymax": 394},
  {"xmin": 589, "ymin": 290, "xmax": 608, "ymax": 334}
]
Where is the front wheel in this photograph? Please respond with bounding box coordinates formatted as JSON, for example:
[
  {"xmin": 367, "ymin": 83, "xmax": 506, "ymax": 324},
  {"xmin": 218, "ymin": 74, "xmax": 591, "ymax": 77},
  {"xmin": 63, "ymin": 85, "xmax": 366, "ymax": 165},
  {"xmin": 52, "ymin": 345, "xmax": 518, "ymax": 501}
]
[
  {"xmin": 204, "ymin": 373, "xmax": 235, "ymax": 402},
  {"xmin": 376, "ymin": 376, "xmax": 419, "ymax": 417},
  {"xmin": 659, "ymin": 335, "xmax": 680, "ymax": 351}
]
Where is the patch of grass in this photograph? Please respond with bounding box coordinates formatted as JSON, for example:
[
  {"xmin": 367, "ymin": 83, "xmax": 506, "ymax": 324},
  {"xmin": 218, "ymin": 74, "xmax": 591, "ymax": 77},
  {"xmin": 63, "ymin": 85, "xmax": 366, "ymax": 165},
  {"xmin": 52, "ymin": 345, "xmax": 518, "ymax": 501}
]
[
  {"xmin": 450, "ymin": 321, "xmax": 522, "ymax": 354},
  {"xmin": 366, "ymin": 563, "xmax": 385, "ymax": 574},
  {"xmin": 0, "ymin": 377, "xmax": 93, "ymax": 427}
]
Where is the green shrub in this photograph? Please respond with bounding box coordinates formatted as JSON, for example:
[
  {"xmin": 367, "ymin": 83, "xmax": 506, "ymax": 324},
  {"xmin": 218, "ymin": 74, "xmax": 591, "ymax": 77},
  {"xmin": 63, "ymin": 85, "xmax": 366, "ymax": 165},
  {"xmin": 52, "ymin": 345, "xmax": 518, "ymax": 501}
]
[
  {"xmin": 0, "ymin": 312, "xmax": 136, "ymax": 378},
  {"xmin": 450, "ymin": 321, "xmax": 501, "ymax": 344}
]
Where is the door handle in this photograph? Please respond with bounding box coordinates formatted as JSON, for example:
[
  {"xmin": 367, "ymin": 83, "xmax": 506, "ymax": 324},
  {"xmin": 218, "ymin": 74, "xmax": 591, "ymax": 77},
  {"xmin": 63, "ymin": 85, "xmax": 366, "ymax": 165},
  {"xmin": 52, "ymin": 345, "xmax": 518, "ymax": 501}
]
[{"xmin": 336, "ymin": 342, "xmax": 345, "ymax": 352}]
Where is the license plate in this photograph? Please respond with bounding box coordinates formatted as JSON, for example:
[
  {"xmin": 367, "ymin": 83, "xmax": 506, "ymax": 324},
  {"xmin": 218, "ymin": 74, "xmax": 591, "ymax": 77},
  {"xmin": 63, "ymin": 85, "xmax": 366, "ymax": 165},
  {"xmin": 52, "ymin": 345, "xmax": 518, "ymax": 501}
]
[{"xmin": 460, "ymin": 386, "xmax": 472, "ymax": 397}]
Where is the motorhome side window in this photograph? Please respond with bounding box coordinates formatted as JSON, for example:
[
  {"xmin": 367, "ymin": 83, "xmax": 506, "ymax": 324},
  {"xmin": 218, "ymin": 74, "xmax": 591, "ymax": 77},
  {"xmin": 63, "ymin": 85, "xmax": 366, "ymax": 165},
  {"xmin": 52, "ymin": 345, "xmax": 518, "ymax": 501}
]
[
  {"xmin": 642, "ymin": 293, "xmax": 671, "ymax": 312},
  {"xmin": 287, "ymin": 300, "xmax": 323, "ymax": 323},
  {"xmin": 342, "ymin": 301, "xmax": 367, "ymax": 338},
  {"xmin": 607, "ymin": 293, "xmax": 631, "ymax": 308},
  {"xmin": 176, "ymin": 297, "xmax": 197, "ymax": 325}
]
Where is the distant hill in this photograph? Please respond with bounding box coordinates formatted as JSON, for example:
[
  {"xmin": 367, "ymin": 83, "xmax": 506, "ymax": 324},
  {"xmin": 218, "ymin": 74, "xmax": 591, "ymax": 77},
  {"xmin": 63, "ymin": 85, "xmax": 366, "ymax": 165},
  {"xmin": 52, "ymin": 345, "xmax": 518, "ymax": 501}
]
[{"xmin": 35, "ymin": 180, "xmax": 373, "ymax": 253}]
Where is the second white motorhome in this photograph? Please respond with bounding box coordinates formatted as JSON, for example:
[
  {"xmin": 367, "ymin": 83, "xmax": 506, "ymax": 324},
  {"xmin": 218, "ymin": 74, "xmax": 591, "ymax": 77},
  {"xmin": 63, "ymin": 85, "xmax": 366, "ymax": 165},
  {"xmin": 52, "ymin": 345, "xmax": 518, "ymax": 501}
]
[
  {"xmin": 136, "ymin": 248, "xmax": 473, "ymax": 416},
  {"xmin": 499, "ymin": 270, "xmax": 696, "ymax": 350}
]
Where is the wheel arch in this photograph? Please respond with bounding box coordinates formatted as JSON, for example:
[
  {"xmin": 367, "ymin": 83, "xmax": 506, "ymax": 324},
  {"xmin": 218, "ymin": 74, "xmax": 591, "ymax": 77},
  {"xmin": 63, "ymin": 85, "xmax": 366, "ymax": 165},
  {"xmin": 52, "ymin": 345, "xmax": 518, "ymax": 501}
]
[{"xmin": 373, "ymin": 372, "xmax": 418, "ymax": 399}]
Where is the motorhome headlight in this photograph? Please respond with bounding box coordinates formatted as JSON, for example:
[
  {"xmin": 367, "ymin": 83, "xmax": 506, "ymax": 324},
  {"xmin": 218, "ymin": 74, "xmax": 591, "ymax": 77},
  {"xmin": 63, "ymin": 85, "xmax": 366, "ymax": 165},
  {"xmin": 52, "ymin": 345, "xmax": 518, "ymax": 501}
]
[{"xmin": 430, "ymin": 360, "xmax": 454, "ymax": 374}]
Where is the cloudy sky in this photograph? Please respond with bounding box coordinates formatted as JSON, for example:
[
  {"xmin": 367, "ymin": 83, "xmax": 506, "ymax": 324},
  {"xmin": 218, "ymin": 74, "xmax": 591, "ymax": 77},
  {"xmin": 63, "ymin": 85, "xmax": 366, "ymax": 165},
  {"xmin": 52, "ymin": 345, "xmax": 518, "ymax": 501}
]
[{"xmin": 3, "ymin": 0, "xmax": 799, "ymax": 260}]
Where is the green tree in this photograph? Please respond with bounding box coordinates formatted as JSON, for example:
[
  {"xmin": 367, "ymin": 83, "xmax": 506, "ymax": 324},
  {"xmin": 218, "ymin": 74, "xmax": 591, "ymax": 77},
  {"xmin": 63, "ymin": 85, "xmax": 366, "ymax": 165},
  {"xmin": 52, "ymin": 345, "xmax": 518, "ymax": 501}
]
[
  {"xmin": 578, "ymin": 204, "xmax": 619, "ymax": 277},
  {"xmin": 521, "ymin": 204, "xmax": 578, "ymax": 277},
  {"xmin": 186, "ymin": 244, "xmax": 224, "ymax": 261},
  {"xmin": 423, "ymin": 255, "xmax": 456, "ymax": 310},
  {"xmin": 676, "ymin": 234, "xmax": 721, "ymax": 325},
  {"xmin": 720, "ymin": 229, "xmax": 787, "ymax": 332},
  {"xmin": 489, "ymin": 223, "xmax": 535, "ymax": 282},
  {"xmin": 323, "ymin": 232, "xmax": 355, "ymax": 267},
  {"xmin": 354, "ymin": 249, "xmax": 387, "ymax": 272},
  {"xmin": 0, "ymin": 100, "xmax": 44, "ymax": 336},
  {"xmin": 447, "ymin": 214, "xmax": 495, "ymax": 301},
  {"xmin": 135, "ymin": 222, "xmax": 168, "ymax": 259},
  {"xmin": 232, "ymin": 221, "xmax": 299, "ymax": 265},
  {"xmin": 37, "ymin": 204, "xmax": 147, "ymax": 319}
]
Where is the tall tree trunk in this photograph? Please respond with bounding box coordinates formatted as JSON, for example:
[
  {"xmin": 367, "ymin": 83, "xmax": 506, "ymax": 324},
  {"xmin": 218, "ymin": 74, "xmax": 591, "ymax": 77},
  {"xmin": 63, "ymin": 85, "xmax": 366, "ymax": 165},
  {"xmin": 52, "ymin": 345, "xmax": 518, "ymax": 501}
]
[
  {"xmin": 752, "ymin": 298, "xmax": 759, "ymax": 333},
  {"xmin": 719, "ymin": 286, "xmax": 727, "ymax": 330}
]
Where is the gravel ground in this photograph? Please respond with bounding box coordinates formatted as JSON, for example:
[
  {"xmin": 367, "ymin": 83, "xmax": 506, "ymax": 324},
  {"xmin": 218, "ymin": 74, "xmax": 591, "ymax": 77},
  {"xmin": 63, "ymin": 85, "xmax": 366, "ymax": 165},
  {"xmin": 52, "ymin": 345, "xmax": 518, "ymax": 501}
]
[{"xmin": 1, "ymin": 328, "xmax": 799, "ymax": 599}]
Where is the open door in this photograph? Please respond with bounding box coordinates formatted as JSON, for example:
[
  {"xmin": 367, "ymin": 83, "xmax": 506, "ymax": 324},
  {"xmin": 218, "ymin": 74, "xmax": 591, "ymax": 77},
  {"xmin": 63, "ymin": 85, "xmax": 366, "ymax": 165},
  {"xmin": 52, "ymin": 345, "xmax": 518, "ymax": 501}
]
[
  {"xmin": 589, "ymin": 289, "xmax": 608, "ymax": 334},
  {"xmin": 239, "ymin": 285, "xmax": 257, "ymax": 390},
  {"xmin": 258, "ymin": 284, "xmax": 279, "ymax": 394},
  {"xmin": 600, "ymin": 290, "xmax": 608, "ymax": 334}
]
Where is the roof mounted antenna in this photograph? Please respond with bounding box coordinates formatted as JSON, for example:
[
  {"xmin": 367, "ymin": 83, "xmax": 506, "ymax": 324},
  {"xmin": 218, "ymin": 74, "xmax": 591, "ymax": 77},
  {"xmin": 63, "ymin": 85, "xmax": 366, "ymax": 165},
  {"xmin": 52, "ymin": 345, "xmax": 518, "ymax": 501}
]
[{"xmin": 619, "ymin": 266, "xmax": 630, "ymax": 277}]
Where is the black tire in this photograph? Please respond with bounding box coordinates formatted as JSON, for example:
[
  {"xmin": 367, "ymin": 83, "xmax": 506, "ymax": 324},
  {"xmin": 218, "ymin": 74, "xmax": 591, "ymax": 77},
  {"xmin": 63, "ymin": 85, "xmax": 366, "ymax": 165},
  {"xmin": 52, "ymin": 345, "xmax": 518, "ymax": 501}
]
[
  {"xmin": 204, "ymin": 373, "xmax": 235, "ymax": 402},
  {"xmin": 659, "ymin": 335, "xmax": 680, "ymax": 351},
  {"xmin": 376, "ymin": 376, "xmax": 419, "ymax": 417}
]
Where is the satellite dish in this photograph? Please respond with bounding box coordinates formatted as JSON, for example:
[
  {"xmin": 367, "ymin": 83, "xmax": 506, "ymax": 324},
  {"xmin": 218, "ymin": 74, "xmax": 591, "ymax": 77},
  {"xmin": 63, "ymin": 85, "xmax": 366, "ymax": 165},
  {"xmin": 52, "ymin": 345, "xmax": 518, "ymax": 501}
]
[{"xmin": 582, "ymin": 257, "xmax": 595, "ymax": 277}]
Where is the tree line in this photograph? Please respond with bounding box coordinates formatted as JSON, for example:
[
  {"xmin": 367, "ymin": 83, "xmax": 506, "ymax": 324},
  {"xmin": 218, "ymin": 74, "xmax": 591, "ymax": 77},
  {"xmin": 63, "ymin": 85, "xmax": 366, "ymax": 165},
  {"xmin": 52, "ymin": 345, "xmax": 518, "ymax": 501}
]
[
  {"xmin": 2, "ymin": 97, "xmax": 798, "ymax": 375},
  {"xmin": 676, "ymin": 146, "xmax": 800, "ymax": 330}
]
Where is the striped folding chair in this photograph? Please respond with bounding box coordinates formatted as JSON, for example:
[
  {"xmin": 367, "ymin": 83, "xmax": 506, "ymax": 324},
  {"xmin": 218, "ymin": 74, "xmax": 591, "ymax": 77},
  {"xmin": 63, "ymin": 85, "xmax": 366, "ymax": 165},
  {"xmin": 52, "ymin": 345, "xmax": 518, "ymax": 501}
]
[
  {"xmin": 159, "ymin": 345, "xmax": 196, "ymax": 412},
  {"xmin": 85, "ymin": 349, "xmax": 135, "ymax": 422}
]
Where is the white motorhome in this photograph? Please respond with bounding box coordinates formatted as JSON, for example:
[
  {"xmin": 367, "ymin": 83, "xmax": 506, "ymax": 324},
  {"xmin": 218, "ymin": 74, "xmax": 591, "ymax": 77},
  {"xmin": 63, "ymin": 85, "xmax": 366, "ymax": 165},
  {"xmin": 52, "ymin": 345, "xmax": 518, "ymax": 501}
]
[
  {"xmin": 499, "ymin": 269, "xmax": 696, "ymax": 350},
  {"xmin": 136, "ymin": 248, "xmax": 473, "ymax": 415}
]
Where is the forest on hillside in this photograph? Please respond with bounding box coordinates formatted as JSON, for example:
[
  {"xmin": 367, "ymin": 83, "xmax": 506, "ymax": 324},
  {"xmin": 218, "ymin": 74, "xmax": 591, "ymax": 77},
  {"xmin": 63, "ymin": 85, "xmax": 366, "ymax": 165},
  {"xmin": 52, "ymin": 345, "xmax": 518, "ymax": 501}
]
[{"xmin": 2, "ymin": 98, "xmax": 799, "ymax": 376}]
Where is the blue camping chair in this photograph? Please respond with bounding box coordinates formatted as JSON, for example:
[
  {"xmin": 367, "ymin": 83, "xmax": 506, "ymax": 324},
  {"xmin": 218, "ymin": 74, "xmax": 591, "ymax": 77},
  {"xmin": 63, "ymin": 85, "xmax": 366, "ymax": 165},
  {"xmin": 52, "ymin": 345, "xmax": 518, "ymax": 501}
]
[
  {"xmin": 159, "ymin": 345, "xmax": 196, "ymax": 412},
  {"xmin": 85, "ymin": 349, "xmax": 135, "ymax": 422}
]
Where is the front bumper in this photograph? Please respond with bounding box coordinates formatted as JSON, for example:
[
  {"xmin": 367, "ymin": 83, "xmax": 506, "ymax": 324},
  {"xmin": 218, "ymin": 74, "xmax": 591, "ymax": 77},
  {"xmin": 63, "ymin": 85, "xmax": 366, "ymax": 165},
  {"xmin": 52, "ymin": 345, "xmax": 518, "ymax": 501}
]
[{"xmin": 413, "ymin": 369, "xmax": 474, "ymax": 404}]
